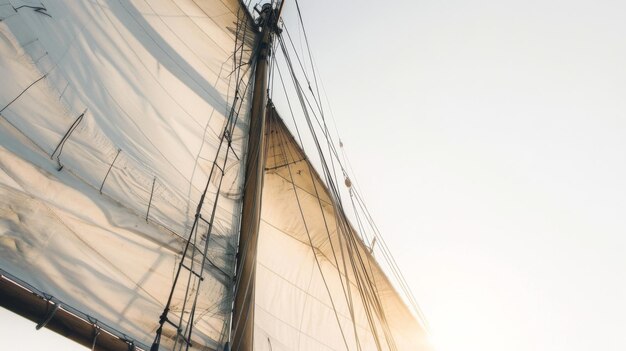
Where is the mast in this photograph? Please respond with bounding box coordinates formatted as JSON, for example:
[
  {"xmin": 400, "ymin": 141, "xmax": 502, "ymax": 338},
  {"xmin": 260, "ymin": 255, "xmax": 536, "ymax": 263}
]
[{"xmin": 231, "ymin": 3, "xmax": 282, "ymax": 351}]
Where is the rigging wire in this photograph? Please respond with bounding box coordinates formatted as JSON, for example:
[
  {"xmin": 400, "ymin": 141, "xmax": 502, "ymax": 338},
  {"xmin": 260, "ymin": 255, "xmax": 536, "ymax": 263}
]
[
  {"xmin": 271, "ymin": 10, "xmax": 438, "ymax": 348},
  {"xmin": 3, "ymin": 2, "xmax": 256, "ymax": 348},
  {"xmin": 151, "ymin": 6, "xmax": 254, "ymax": 350},
  {"xmin": 279, "ymin": 24, "xmax": 353, "ymax": 208},
  {"xmin": 276, "ymin": 29, "xmax": 399, "ymax": 350},
  {"xmin": 277, "ymin": 14, "xmax": 430, "ymax": 332},
  {"xmin": 273, "ymin": 41, "xmax": 383, "ymax": 349},
  {"xmin": 272, "ymin": 107, "xmax": 365, "ymax": 350},
  {"xmin": 271, "ymin": 114, "xmax": 352, "ymax": 351}
]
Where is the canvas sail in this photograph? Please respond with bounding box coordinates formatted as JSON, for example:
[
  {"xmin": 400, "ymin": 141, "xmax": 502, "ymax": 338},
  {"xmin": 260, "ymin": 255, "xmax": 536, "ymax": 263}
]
[
  {"xmin": 0, "ymin": 0, "xmax": 255, "ymax": 349},
  {"xmin": 253, "ymin": 109, "xmax": 432, "ymax": 351},
  {"xmin": 1, "ymin": 0, "xmax": 432, "ymax": 350}
]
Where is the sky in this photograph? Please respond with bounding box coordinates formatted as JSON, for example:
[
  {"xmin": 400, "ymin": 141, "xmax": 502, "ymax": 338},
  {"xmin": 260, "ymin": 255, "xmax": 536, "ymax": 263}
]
[
  {"xmin": 287, "ymin": 1, "xmax": 626, "ymax": 351},
  {"xmin": 2, "ymin": 0, "xmax": 626, "ymax": 351}
]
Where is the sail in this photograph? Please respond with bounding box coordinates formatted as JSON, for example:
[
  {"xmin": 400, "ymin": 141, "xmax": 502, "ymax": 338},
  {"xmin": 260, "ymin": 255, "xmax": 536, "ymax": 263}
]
[
  {"xmin": 1, "ymin": 0, "xmax": 434, "ymax": 350},
  {"xmin": 253, "ymin": 109, "xmax": 433, "ymax": 351},
  {"xmin": 0, "ymin": 0, "xmax": 255, "ymax": 349}
]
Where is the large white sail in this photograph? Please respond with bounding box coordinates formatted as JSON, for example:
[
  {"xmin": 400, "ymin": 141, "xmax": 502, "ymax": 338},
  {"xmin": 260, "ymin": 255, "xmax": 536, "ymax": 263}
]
[
  {"xmin": 254, "ymin": 111, "xmax": 432, "ymax": 351},
  {"xmin": 0, "ymin": 0, "xmax": 254, "ymax": 349},
  {"xmin": 1, "ymin": 1, "xmax": 432, "ymax": 350}
]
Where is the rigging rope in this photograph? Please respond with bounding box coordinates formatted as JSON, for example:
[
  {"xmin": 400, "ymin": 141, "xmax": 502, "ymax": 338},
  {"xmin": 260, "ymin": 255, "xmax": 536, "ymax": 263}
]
[
  {"xmin": 278, "ymin": 14, "xmax": 430, "ymax": 333},
  {"xmin": 2, "ymin": 3, "xmax": 257, "ymax": 348},
  {"xmin": 271, "ymin": 115, "xmax": 352, "ymax": 351},
  {"xmin": 151, "ymin": 6, "xmax": 254, "ymax": 350},
  {"xmin": 269, "ymin": 12, "xmax": 443, "ymax": 348},
  {"xmin": 275, "ymin": 32, "xmax": 394, "ymax": 350}
]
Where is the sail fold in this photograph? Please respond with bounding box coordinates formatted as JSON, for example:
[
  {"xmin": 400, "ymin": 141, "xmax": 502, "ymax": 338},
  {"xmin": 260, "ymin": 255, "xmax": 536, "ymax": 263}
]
[{"xmin": 0, "ymin": 0, "xmax": 255, "ymax": 349}]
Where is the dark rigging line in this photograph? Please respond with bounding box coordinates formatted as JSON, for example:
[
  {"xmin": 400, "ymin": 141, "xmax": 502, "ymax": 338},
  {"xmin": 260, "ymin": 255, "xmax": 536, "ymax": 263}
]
[
  {"xmin": 272, "ymin": 110, "xmax": 364, "ymax": 350},
  {"xmin": 152, "ymin": 6, "xmax": 254, "ymax": 350},
  {"xmin": 281, "ymin": 15, "xmax": 430, "ymax": 333},
  {"xmin": 276, "ymin": 16, "xmax": 418, "ymax": 350},
  {"xmin": 276, "ymin": 35, "xmax": 396, "ymax": 349},
  {"xmin": 271, "ymin": 115, "xmax": 352, "ymax": 351}
]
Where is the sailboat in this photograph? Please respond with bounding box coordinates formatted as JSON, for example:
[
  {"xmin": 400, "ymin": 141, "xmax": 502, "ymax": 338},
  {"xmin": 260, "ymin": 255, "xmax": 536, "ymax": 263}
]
[{"xmin": 0, "ymin": 0, "xmax": 432, "ymax": 350}]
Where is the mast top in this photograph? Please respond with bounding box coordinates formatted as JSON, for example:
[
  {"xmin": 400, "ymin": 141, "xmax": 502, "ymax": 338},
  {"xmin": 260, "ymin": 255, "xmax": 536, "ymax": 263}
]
[{"xmin": 254, "ymin": 1, "xmax": 283, "ymax": 34}]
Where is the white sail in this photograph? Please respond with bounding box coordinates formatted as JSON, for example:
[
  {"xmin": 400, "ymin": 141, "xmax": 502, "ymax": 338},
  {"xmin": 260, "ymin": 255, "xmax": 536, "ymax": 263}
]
[
  {"xmin": 254, "ymin": 111, "xmax": 432, "ymax": 351},
  {"xmin": 1, "ymin": 1, "xmax": 432, "ymax": 350},
  {"xmin": 0, "ymin": 0, "xmax": 254, "ymax": 349}
]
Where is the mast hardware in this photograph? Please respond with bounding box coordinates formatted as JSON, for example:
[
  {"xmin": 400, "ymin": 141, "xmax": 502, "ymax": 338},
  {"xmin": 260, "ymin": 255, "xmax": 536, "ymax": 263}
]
[
  {"xmin": 230, "ymin": 2, "xmax": 283, "ymax": 350},
  {"xmin": 254, "ymin": 2, "xmax": 282, "ymax": 35}
]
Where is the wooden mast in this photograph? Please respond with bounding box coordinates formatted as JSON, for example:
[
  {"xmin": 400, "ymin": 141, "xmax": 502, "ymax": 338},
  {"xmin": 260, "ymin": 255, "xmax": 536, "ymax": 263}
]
[{"xmin": 230, "ymin": 3, "xmax": 282, "ymax": 350}]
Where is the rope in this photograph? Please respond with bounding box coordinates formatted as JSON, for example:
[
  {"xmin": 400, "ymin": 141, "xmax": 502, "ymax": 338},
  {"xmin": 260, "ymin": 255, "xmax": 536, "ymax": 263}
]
[
  {"xmin": 0, "ymin": 74, "xmax": 47, "ymax": 113},
  {"xmin": 273, "ymin": 16, "xmax": 420, "ymax": 349},
  {"xmin": 151, "ymin": 5, "xmax": 254, "ymax": 350},
  {"xmin": 279, "ymin": 11, "xmax": 431, "ymax": 337},
  {"xmin": 272, "ymin": 116, "xmax": 352, "ymax": 351},
  {"xmin": 100, "ymin": 148, "xmax": 122, "ymax": 194},
  {"xmin": 50, "ymin": 109, "xmax": 86, "ymax": 171}
]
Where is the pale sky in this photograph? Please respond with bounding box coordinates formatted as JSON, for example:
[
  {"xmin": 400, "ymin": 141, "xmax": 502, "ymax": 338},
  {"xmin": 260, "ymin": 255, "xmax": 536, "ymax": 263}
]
[
  {"xmin": 292, "ymin": 1, "xmax": 626, "ymax": 351},
  {"xmin": 3, "ymin": 0, "xmax": 626, "ymax": 351}
]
